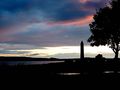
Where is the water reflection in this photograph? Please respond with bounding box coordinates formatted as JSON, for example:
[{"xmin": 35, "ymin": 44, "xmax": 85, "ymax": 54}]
[
  {"xmin": 104, "ymin": 71, "xmax": 114, "ymax": 74},
  {"xmin": 58, "ymin": 71, "xmax": 120, "ymax": 76},
  {"xmin": 0, "ymin": 61, "xmax": 64, "ymax": 65},
  {"xmin": 58, "ymin": 73, "xmax": 80, "ymax": 76},
  {"xmin": 103, "ymin": 71, "xmax": 120, "ymax": 74},
  {"xmin": 30, "ymin": 61, "xmax": 64, "ymax": 65}
]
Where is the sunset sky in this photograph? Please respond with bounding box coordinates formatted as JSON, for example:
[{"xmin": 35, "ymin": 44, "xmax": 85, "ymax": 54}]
[{"xmin": 0, "ymin": 0, "xmax": 116, "ymax": 58}]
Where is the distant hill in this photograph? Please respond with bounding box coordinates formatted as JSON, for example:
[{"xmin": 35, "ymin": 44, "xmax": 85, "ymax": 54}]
[{"xmin": 0, "ymin": 57, "xmax": 59, "ymax": 61}]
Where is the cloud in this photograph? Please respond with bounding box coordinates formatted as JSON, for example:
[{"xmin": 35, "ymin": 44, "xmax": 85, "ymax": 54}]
[
  {"xmin": 0, "ymin": 0, "xmax": 106, "ymax": 45},
  {"xmin": 50, "ymin": 53, "xmax": 79, "ymax": 58},
  {"xmin": 0, "ymin": 0, "xmax": 109, "ymax": 57},
  {"xmin": 79, "ymin": 0, "xmax": 101, "ymax": 4},
  {"xmin": 0, "ymin": 0, "xmax": 106, "ymax": 30},
  {"xmin": 1, "ymin": 22, "xmax": 90, "ymax": 47},
  {"xmin": 49, "ymin": 15, "xmax": 93, "ymax": 26},
  {"xmin": 0, "ymin": 43, "xmax": 43, "ymax": 50}
]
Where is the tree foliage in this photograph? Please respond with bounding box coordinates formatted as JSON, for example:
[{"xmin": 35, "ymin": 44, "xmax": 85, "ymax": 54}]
[{"xmin": 88, "ymin": 0, "xmax": 120, "ymax": 58}]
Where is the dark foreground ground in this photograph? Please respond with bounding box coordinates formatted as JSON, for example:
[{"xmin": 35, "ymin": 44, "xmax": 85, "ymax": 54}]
[{"xmin": 1, "ymin": 57, "xmax": 120, "ymax": 83}]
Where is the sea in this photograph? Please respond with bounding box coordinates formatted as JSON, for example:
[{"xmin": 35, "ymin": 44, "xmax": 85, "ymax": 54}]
[{"xmin": 0, "ymin": 61, "xmax": 64, "ymax": 66}]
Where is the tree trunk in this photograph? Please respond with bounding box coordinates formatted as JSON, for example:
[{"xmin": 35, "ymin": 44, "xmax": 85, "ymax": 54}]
[
  {"xmin": 114, "ymin": 43, "xmax": 119, "ymax": 59},
  {"xmin": 115, "ymin": 50, "xmax": 119, "ymax": 59}
]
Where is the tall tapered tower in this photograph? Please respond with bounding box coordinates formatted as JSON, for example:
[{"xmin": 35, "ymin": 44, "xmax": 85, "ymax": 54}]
[{"xmin": 80, "ymin": 41, "xmax": 84, "ymax": 59}]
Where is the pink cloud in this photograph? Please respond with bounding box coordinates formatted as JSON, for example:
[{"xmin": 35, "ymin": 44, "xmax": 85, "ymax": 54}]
[
  {"xmin": 79, "ymin": 0, "xmax": 100, "ymax": 4},
  {"xmin": 48, "ymin": 15, "xmax": 93, "ymax": 26},
  {"xmin": 80, "ymin": 6, "xmax": 96, "ymax": 11},
  {"xmin": 0, "ymin": 22, "xmax": 33, "ymax": 42},
  {"xmin": 0, "ymin": 35, "xmax": 16, "ymax": 42},
  {"xmin": 79, "ymin": 0, "xmax": 91, "ymax": 3}
]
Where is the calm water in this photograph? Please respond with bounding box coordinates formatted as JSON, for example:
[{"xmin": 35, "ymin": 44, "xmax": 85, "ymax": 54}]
[
  {"xmin": 0, "ymin": 61, "xmax": 64, "ymax": 65},
  {"xmin": 58, "ymin": 71, "xmax": 120, "ymax": 76},
  {"xmin": 58, "ymin": 73, "xmax": 80, "ymax": 75}
]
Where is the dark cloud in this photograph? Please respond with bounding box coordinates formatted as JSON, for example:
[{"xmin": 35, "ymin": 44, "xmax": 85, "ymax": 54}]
[
  {"xmin": 0, "ymin": 0, "xmax": 109, "ymax": 57},
  {"xmin": 3, "ymin": 23, "xmax": 90, "ymax": 47},
  {"xmin": 0, "ymin": 0, "xmax": 106, "ymax": 29}
]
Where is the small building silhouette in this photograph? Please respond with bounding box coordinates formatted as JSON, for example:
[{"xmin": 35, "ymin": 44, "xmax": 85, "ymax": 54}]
[{"xmin": 95, "ymin": 54, "xmax": 103, "ymax": 59}]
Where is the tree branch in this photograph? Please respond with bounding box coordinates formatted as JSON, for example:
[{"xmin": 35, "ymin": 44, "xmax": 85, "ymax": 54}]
[{"xmin": 112, "ymin": 48, "xmax": 116, "ymax": 53}]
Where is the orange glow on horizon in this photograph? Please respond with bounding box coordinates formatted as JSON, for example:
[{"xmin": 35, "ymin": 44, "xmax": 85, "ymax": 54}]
[
  {"xmin": 6, "ymin": 45, "xmax": 114, "ymax": 58},
  {"xmin": 0, "ymin": 54, "xmax": 21, "ymax": 57}
]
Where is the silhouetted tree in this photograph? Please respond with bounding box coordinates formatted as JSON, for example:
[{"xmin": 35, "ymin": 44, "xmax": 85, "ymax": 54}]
[{"xmin": 88, "ymin": 0, "xmax": 120, "ymax": 59}]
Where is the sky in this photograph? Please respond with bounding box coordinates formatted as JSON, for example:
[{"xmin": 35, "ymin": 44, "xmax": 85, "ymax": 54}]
[{"xmin": 0, "ymin": 0, "xmax": 116, "ymax": 58}]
